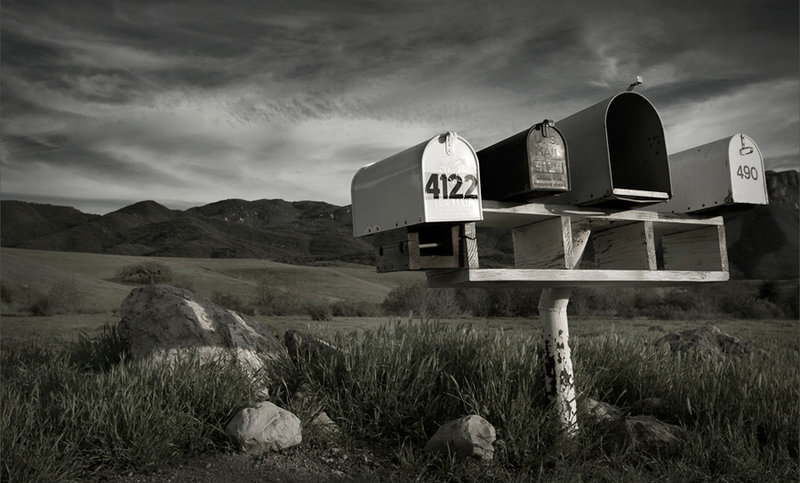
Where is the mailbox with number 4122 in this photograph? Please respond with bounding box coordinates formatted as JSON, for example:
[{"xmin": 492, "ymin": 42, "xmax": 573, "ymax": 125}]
[
  {"xmin": 652, "ymin": 133, "xmax": 769, "ymax": 214},
  {"xmin": 351, "ymin": 132, "xmax": 483, "ymax": 272}
]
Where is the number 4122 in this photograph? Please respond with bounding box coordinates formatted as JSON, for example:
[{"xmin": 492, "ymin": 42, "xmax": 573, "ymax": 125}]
[{"xmin": 425, "ymin": 173, "xmax": 479, "ymax": 199}]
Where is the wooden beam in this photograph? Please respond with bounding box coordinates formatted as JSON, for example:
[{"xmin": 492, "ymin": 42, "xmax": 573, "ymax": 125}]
[{"xmin": 427, "ymin": 268, "xmax": 729, "ymax": 288}]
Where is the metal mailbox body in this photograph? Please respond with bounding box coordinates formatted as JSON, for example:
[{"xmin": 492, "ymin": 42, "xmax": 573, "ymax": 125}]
[
  {"xmin": 351, "ymin": 132, "xmax": 483, "ymax": 237},
  {"xmin": 477, "ymin": 121, "xmax": 570, "ymax": 201},
  {"xmin": 653, "ymin": 134, "xmax": 768, "ymax": 214},
  {"xmin": 549, "ymin": 91, "xmax": 672, "ymax": 208}
]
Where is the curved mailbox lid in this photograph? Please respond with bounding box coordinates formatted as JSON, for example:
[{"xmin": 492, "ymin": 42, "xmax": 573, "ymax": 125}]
[
  {"xmin": 351, "ymin": 132, "xmax": 482, "ymax": 237},
  {"xmin": 728, "ymin": 134, "xmax": 768, "ymax": 205}
]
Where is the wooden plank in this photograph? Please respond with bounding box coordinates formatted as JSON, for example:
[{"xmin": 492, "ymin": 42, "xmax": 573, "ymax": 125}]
[
  {"xmin": 590, "ymin": 221, "xmax": 657, "ymax": 270},
  {"xmin": 512, "ymin": 217, "xmax": 570, "ymax": 269},
  {"xmin": 480, "ymin": 200, "xmax": 724, "ymax": 229},
  {"xmin": 462, "ymin": 223, "xmax": 480, "ymax": 269},
  {"xmin": 427, "ymin": 268, "xmax": 729, "ymax": 288},
  {"xmin": 660, "ymin": 226, "xmax": 725, "ymax": 271}
]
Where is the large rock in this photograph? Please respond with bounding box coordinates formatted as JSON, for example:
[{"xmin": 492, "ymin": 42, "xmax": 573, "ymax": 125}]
[
  {"xmin": 226, "ymin": 401, "xmax": 302, "ymax": 452},
  {"xmin": 653, "ymin": 325, "xmax": 752, "ymax": 358},
  {"xmin": 118, "ymin": 285, "xmax": 289, "ymax": 372},
  {"xmin": 606, "ymin": 415, "xmax": 687, "ymax": 456},
  {"xmin": 424, "ymin": 415, "xmax": 496, "ymax": 461}
]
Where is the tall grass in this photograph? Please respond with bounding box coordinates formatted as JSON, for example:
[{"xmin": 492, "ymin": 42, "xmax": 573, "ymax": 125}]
[
  {"xmin": 2, "ymin": 320, "xmax": 797, "ymax": 481},
  {"xmin": 281, "ymin": 320, "xmax": 799, "ymax": 481},
  {"xmin": 0, "ymin": 325, "xmax": 265, "ymax": 482}
]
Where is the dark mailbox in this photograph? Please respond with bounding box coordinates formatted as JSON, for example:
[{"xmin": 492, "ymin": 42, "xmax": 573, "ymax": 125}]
[
  {"xmin": 477, "ymin": 120, "xmax": 570, "ymax": 201},
  {"xmin": 546, "ymin": 91, "xmax": 672, "ymax": 208}
]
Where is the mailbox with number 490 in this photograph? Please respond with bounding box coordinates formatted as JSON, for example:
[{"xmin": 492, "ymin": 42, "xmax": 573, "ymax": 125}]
[{"xmin": 653, "ymin": 133, "xmax": 769, "ymax": 214}]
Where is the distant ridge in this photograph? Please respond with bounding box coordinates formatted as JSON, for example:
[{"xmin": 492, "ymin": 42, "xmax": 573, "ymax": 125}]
[{"xmin": 2, "ymin": 170, "xmax": 797, "ymax": 279}]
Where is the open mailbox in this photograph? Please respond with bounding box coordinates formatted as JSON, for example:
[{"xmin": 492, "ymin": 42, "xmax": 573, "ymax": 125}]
[
  {"xmin": 351, "ymin": 132, "xmax": 482, "ymax": 272},
  {"xmin": 477, "ymin": 120, "xmax": 570, "ymax": 201},
  {"xmin": 651, "ymin": 134, "xmax": 768, "ymax": 214},
  {"xmin": 546, "ymin": 91, "xmax": 672, "ymax": 208}
]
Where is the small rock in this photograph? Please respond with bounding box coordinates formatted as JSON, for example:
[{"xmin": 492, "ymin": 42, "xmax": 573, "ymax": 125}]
[
  {"xmin": 226, "ymin": 401, "xmax": 302, "ymax": 453},
  {"xmin": 307, "ymin": 411, "xmax": 341, "ymax": 438},
  {"xmin": 424, "ymin": 415, "xmax": 496, "ymax": 461},
  {"xmin": 284, "ymin": 329, "xmax": 345, "ymax": 365},
  {"xmin": 585, "ymin": 398, "xmax": 623, "ymax": 426}
]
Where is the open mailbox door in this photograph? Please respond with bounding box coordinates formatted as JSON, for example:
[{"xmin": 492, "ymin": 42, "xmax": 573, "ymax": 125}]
[{"xmin": 546, "ymin": 91, "xmax": 672, "ymax": 208}]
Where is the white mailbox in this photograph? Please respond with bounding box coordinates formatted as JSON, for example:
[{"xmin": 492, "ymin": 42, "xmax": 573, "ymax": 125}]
[
  {"xmin": 653, "ymin": 134, "xmax": 769, "ymax": 214},
  {"xmin": 351, "ymin": 132, "xmax": 483, "ymax": 272},
  {"xmin": 351, "ymin": 132, "xmax": 483, "ymax": 237}
]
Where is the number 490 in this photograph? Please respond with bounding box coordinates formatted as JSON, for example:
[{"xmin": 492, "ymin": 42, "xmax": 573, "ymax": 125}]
[{"xmin": 736, "ymin": 165, "xmax": 759, "ymax": 180}]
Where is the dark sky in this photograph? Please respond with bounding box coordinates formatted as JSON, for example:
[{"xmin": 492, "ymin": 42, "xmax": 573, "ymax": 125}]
[{"xmin": 1, "ymin": 0, "xmax": 798, "ymax": 214}]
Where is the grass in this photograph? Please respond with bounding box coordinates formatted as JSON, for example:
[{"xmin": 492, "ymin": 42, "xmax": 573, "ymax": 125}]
[
  {"xmin": 0, "ymin": 247, "xmax": 423, "ymax": 314},
  {"xmin": 4, "ymin": 315, "xmax": 796, "ymax": 482}
]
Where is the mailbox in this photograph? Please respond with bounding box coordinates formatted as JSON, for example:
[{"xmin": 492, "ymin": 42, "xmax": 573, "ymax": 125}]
[
  {"xmin": 652, "ymin": 134, "xmax": 768, "ymax": 214},
  {"xmin": 351, "ymin": 132, "xmax": 483, "ymax": 272},
  {"xmin": 544, "ymin": 91, "xmax": 672, "ymax": 208},
  {"xmin": 477, "ymin": 120, "xmax": 570, "ymax": 201}
]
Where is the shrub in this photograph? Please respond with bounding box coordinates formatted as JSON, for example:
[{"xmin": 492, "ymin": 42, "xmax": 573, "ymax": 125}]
[
  {"xmin": 307, "ymin": 304, "xmax": 333, "ymax": 321},
  {"xmin": 211, "ymin": 291, "xmax": 255, "ymax": 315},
  {"xmin": 117, "ymin": 262, "xmax": 173, "ymax": 285}
]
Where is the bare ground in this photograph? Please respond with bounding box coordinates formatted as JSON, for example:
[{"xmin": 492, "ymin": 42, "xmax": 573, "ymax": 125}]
[{"xmin": 97, "ymin": 443, "xmax": 399, "ymax": 483}]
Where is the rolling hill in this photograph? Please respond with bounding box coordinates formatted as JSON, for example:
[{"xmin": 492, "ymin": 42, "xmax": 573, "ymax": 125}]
[{"xmin": 1, "ymin": 170, "xmax": 797, "ymax": 280}]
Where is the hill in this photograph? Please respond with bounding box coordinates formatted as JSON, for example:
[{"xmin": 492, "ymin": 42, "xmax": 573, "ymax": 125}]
[{"xmin": 2, "ymin": 170, "xmax": 797, "ymax": 279}]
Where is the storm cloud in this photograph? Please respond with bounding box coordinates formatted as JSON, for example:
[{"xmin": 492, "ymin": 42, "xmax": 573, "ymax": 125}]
[{"xmin": 1, "ymin": 0, "xmax": 797, "ymax": 213}]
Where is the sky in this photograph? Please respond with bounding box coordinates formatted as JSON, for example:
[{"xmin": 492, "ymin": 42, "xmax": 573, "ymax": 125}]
[{"xmin": 1, "ymin": 0, "xmax": 798, "ymax": 215}]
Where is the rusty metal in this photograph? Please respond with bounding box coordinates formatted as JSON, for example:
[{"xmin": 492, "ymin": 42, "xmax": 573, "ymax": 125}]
[{"xmin": 478, "ymin": 120, "xmax": 569, "ymax": 201}]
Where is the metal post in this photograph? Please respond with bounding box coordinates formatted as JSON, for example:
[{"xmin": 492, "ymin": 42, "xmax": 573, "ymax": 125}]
[{"xmin": 539, "ymin": 287, "xmax": 578, "ymax": 435}]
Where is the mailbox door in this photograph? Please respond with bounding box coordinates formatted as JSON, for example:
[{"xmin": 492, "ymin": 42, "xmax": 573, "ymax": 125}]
[
  {"xmin": 728, "ymin": 134, "xmax": 768, "ymax": 205},
  {"xmin": 526, "ymin": 124, "xmax": 569, "ymax": 192},
  {"xmin": 420, "ymin": 133, "xmax": 483, "ymax": 223}
]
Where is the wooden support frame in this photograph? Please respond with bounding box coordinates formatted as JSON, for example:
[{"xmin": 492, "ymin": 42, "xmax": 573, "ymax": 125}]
[{"xmin": 431, "ymin": 200, "xmax": 728, "ymax": 286}]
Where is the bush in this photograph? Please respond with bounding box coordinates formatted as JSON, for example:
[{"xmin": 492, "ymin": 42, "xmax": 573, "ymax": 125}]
[
  {"xmin": 211, "ymin": 291, "xmax": 255, "ymax": 315},
  {"xmin": 117, "ymin": 262, "xmax": 173, "ymax": 285},
  {"xmin": 307, "ymin": 304, "xmax": 333, "ymax": 321}
]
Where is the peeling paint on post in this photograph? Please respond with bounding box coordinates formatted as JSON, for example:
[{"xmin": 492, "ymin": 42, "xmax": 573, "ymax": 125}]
[{"xmin": 539, "ymin": 287, "xmax": 578, "ymax": 435}]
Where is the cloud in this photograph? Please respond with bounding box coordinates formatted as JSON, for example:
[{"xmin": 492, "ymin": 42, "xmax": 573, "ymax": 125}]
[{"xmin": 0, "ymin": 0, "xmax": 797, "ymax": 213}]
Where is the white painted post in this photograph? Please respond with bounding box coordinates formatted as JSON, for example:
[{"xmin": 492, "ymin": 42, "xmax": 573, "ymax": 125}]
[{"xmin": 539, "ymin": 287, "xmax": 578, "ymax": 435}]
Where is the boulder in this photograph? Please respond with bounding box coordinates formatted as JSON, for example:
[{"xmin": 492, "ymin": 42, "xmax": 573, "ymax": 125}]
[
  {"xmin": 653, "ymin": 325, "xmax": 752, "ymax": 358},
  {"xmin": 284, "ymin": 329, "xmax": 345, "ymax": 365},
  {"xmin": 606, "ymin": 415, "xmax": 687, "ymax": 456},
  {"xmin": 226, "ymin": 401, "xmax": 302, "ymax": 452},
  {"xmin": 118, "ymin": 285, "xmax": 289, "ymax": 372},
  {"xmin": 424, "ymin": 415, "xmax": 496, "ymax": 461}
]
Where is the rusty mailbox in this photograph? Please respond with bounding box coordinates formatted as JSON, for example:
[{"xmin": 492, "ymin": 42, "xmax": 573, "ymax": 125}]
[
  {"xmin": 545, "ymin": 91, "xmax": 672, "ymax": 208},
  {"xmin": 477, "ymin": 120, "xmax": 570, "ymax": 201},
  {"xmin": 651, "ymin": 134, "xmax": 769, "ymax": 214},
  {"xmin": 351, "ymin": 132, "xmax": 482, "ymax": 272}
]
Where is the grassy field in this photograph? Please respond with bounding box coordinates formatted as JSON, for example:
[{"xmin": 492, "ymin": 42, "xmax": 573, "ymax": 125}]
[
  {"xmin": 0, "ymin": 247, "xmax": 422, "ymax": 314},
  {"xmin": 1, "ymin": 247, "xmax": 798, "ymax": 481}
]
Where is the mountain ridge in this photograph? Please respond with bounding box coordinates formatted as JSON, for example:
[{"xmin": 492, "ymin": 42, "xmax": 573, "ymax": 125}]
[{"xmin": 2, "ymin": 170, "xmax": 797, "ymax": 279}]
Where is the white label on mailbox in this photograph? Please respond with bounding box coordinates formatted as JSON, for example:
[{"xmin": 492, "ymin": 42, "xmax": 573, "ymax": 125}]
[
  {"xmin": 421, "ymin": 136, "xmax": 482, "ymax": 223},
  {"xmin": 728, "ymin": 134, "xmax": 768, "ymax": 205}
]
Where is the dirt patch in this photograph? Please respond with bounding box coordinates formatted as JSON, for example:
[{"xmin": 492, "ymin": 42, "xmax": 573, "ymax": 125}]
[{"xmin": 99, "ymin": 444, "xmax": 396, "ymax": 483}]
